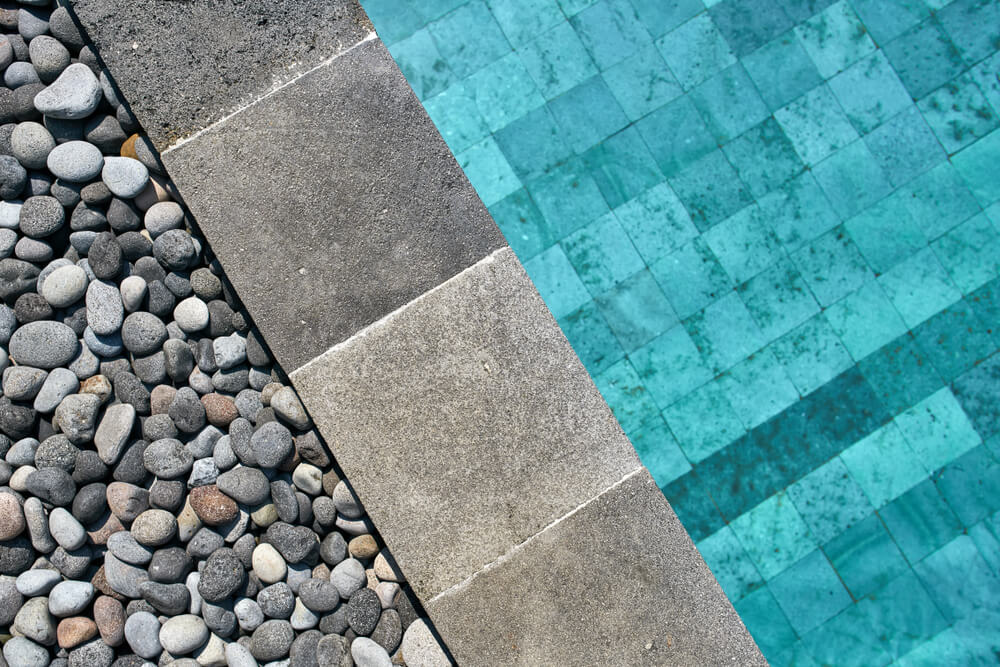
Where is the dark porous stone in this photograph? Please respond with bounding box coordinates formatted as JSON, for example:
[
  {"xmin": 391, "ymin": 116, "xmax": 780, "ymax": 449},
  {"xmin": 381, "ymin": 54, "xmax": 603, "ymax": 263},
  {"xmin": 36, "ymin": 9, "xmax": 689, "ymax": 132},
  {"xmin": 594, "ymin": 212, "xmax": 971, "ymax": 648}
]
[
  {"xmin": 294, "ymin": 430, "xmax": 330, "ymax": 468},
  {"xmin": 117, "ymin": 231, "xmax": 151, "ymax": 261},
  {"xmin": 347, "ymin": 588, "xmax": 380, "ymax": 636},
  {"xmin": 250, "ymin": 619, "xmax": 295, "ymax": 662},
  {"xmin": 0, "ymin": 536, "xmax": 33, "ymax": 574},
  {"xmin": 271, "ymin": 479, "xmax": 298, "ymax": 524},
  {"xmin": 163, "ymin": 338, "xmax": 194, "ymax": 382},
  {"xmin": 138, "ymin": 580, "xmax": 189, "ymax": 615},
  {"xmin": 35, "ymin": 434, "xmax": 79, "ymax": 472},
  {"xmin": 121, "ymin": 311, "xmax": 167, "ymax": 355},
  {"xmin": 168, "ymin": 386, "xmax": 205, "ymax": 434},
  {"xmin": 164, "ymin": 271, "xmax": 191, "ymax": 298},
  {"xmin": 320, "ymin": 532, "xmax": 347, "ymax": 567},
  {"xmin": 15, "ymin": 291, "xmax": 54, "ymax": 323},
  {"xmin": 250, "ymin": 420, "xmax": 292, "ymax": 468},
  {"xmin": 88, "ymin": 232, "xmax": 123, "ymax": 280},
  {"xmin": 152, "ymin": 229, "xmax": 195, "ymax": 271},
  {"xmin": 144, "ymin": 280, "xmax": 174, "ymax": 319},
  {"xmin": 70, "ymin": 202, "xmax": 107, "ymax": 231},
  {"xmin": 198, "ymin": 547, "xmax": 245, "ymax": 602},
  {"xmin": 196, "ymin": 338, "xmax": 217, "ymax": 374},
  {"xmin": 186, "ymin": 526, "xmax": 224, "ymax": 559},
  {"xmin": 112, "ymin": 439, "xmax": 148, "ymax": 485},
  {"xmin": 318, "ymin": 606, "xmax": 350, "ymax": 635},
  {"xmin": 113, "ymin": 372, "xmax": 150, "ymax": 414},
  {"xmin": 51, "ymin": 545, "xmax": 92, "ymax": 579},
  {"xmin": 50, "ymin": 179, "xmax": 82, "ymax": 206},
  {"xmin": 132, "ymin": 256, "xmax": 165, "ymax": 284},
  {"xmin": 0, "ymin": 154, "xmax": 26, "ymax": 199},
  {"xmin": 0, "ymin": 396, "xmax": 37, "ymax": 439},
  {"xmin": 207, "ymin": 300, "xmax": 235, "ymax": 337},
  {"xmin": 298, "ymin": 578, "xmax": 340, "ymax": 613},
  {"xmin": 289, "ymin": 629, "xmax": 322, "ymax": 667},
  {"xmin": 142, "ymin": 437, "xmax": 192, "ymax": 479},
  {"xmin": 149, "ymin": 478, "xmax": 184, "ymax": 512},
  {"xmin": 72, "ymin": 450, "xmax": 108, "ymax": 484},
  {"xmin": 141, "ymin": 413, "xmax": 177, "ymax": 442},
  {"xmin": 80, "ymin": 181, "xmax": 112, "ymax": 205},
  {"xmin": 26, "ymin": 466, "xmax": 75, "ymax": 505},
  {"xmin": 106, "ymin": 198, "xmax": 140, "ymax": 233},
  {"xmin": 316, "ymin": 634, "xmax": 351, "ymax": 667},
  {"xmin": 84, "ymin": 114, "xmax": 126, "ymax": 154},
  {"xmin": 131, "ymin": 351, "xmax": 166, "ymax": 385},
  {"xmin": 233, "ymin": 533, "xmax": 256, "ymax": 569},
  {"xmin": 0, "ymin": 258, "xmax": 40, "ymax": 303},
  {"xmin": 202, "ymin": 599, "xmax": 238, "ymax": 637},
  {"xmin": 265, "ymin": 522, "xmax": 316, "ymax": 563},
  {"xmin": 148, "ymin": 546, "xmax": 192, "ymax": 583},
  {"xmin": 228, "ymin": 418, "xmax": 255, "ymax": 466},
  {"xmin": 71, "ymin": 481, "xmax": 107, "ymax": 525},
  {"xmin": 256, "ymin": 582, "xmax": 294, "ymax": 619},
  {"xmin": 370, "ymin": 608, "xmax": 402, "ymax": 654}
]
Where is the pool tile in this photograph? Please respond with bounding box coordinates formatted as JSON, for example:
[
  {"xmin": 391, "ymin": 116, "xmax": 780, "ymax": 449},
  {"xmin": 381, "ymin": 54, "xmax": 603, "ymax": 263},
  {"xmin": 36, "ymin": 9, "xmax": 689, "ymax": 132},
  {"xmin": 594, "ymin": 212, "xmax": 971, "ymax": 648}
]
[
  {"xmin": 896, "ymin": 160, "xmax": 981, "ymax": 241},
  {"xmin": 936, "ymin": 0, "xmax": 1000, "ymax": 65},
  {"xmin": 894, "ymin": 387, "xmax": 981, "ymax": 472},
  {"xmin": 717, "ymin": 348, "xmax": 800, "ymax": 428},
  {"xmin": 627, "ymin": 0, "xmax": 703, "ymax": 39},
  {"xmin": 824, "ymin": 514, "xmax": 908, "ymax": 598},
  {"xmin": 423, "ymin": 82, "xmax": 490, "ymax": 153},
  {"xmin": 591, "ymin": 358, "xmax": 661, "ymax": 431},
  {"xmin": 522, "ymin": 244, "xmax": 591, "ymax": 318},
  {"xmin": 882, "ymin": 18, "xmax": 965, "ymax": 99},
  {"xmin": 841, "ymin": 422, "xmax": 928, "ymax": 508},
  {"xmin": 411, "ymin": 0, "xmax": 470, "ymax": 22},
  {"xmin": 801, "ymin": 605, "xmax": 891, "ymax": 667},
  {"xmin": 362, "ymin": 0, "xmax": 425, "ymax": 45},
  {"xmin": 844, "ymin": 194, "xmax": 927, "ymax": 274},
  {"xmin": 914, "ymin": 534, "xmax": 1000, "ymax": 623},
  {"xmin": 661, "ymin": 470, "xmax": 726, "ymax": 540},
  {"xmin": 768, "ymin": 549, "xmax": 852, "ymax": 634},
  {"xmin": 935, "ymin": 445, "xmax": 1000, "ymax": 527},
  {"xmin": 668, "ymin": 150, "xmax": 754, "ymax": 231},
  {"xmin": 494, "ymin": 105, "xmax": 571, "ymax": 181},
  {"xmin": 735, "ymin": 587, "xmax": 799, "ymax": 659},
  {"xmin": 896, "ymin": 628, "xmax": 977, "ymax": 666},
  {"xmin": 709, "ymin": 0, "xmax": 794, "ymax": 57},
  {"xmin": 629, "ymin": 324, "xmax": 714, "ymax": 408},
  {"xmin": 730, "ymin": 491, "xmax": 816, "ymax": 580},
  {"xmin": 648, "ymin": 237, "xmax": 733, "ymax": 319},
  {"xmin": 634, "ymin": 94, "xmax": 717, "ymax": 178},
  {"xmin": 581, "ymin": 126, "xmax": 664, "ymax": 208},
  {"xmin": 465, "ymin": 52, "xmax": 545, "ymax": 132},
  {"xmin": 428, "ymin": 1, "xmax": 512, "ymax": 78},
  {"xmin": 794, "ymin": 0, "xmax": 876, "ymax": 78},
  {"xmin": 722, "ymin": 118, "xmax": 805, "ymax": 198},
  {"xmin": 488, "ymin": 188, "xmax": 555, "ymax": 260},
  {"xmin": 849, "ymin": 0, "xmax": 929, "ymax": 44},
  {"xmin": 690, "ymin": 64, "xmax": 771, "ymax": 144},
  {"xmin": 863, "ymin": 105, "xmax": 946, "ymax": 188},
  {"xmin": 389, "ymin": 28, "xmax": 457, "ymax": 99},
  {"xmin": 517, "ymin": 22, "xmax": 598, "ymax": 99},
  {"xmin": 594, "ymin": 268, "xmax": 679, "ymax": 352},
  {"xmin": 524, "ymin": 157, "xmax": 609, "ymax": 237},
  {"xmin": 912, "ymin": 298, "xmax": 995, "ymax": 382},
  {"xmin": 858, "ymin": 333, "xmax": 944, "ymax": 417},
  {"xmin": 486, "ymin": 0, "xmax": 564, "ymax": 48},
  {"xmin": 880, "ymin": 479, "xmax": 964, "ymax": 562},
  {"xmin": 698, "ymin": 525, "xmax": 764, "ymax": 602},
  {"xmin": 739, "ymin": 258, "xmax": 819, "ymax": 342},
  {"xmin": 969, "ymin": 51, "xmax": 1000, "ymax": 114},
  {"xmin": 742, "ymin": 31, "xmax": 823, "ymax": 111},
  {"xmin": 769, "ymin": 641, "xmax": 820, "ymax": 667},
  {"xmin": 787, "ymin": 457, "xmax": 873, "ymax": 543},
  {"xmin": 968, "ymin": 278, "xmax": 1000, "ymax": 346},
  {"xmin": 455, "ymin": 135, "xmax": 521, "ymax": 207},
  {"xmin": 698, "ymin": 429, "xmax": 790, "ymax": 524},
  {"xmin": 827, "ymin": 50, "xmax": 912, "ymax": 135},
  {"xmin": 770, "ymin": 315, "xmax": 853, "ymax": 395},
  {"xmin": 556, "ymin": 0, "xmax": 597, "ymax": 15},
  {"xmin": 791, "ymin": 226, "xmax": 873, "ymax": 308},
  {"xmin": 919, "ymin": 73, "xmax": 1000, "ymax": 155},
  {"xmin": 627, "ymin": 415, "xmax": 691, "ymax": 486},
  {"xmin": 663, "ymin": 379, "xmax": 746, "ymax": 462},
  {"xmin": 601, "ymin": 45, "xmax": 683, "ymax": 121},
  {"xmin": 704, "ymin": 204, "xmax": 785, "ymax": 284},
  {"xmin": 556, "ymin": 299, "xmax": 625, "ymax": 374},
  {"xmin": 569, "ymin": 0, "xmax": 651, "ymax": 70},
  {"xmin": 774, "ymin": 84, "xmax": 859, "ymax": 166},
  {"xmin": 952, "ymin": 127, "xmax": 1000, "ymax": 206},
  {"xmin": 686, "ymin": 292, "xmax": 766, "ymax": 373},
  {"xmin": 548, "ymin": 75, "xmax": 629, "ymax": 153},
  {"xmin": 858, "ymin": 571, "xmax": 948, "ymax": 660},
  {"xmin": 951, "ymin": 609, "xmax": 1000, "ymax": 664},
  {"xmin": 969, "ymin": 511, "xmax": 1000, "ymax": 572},
  {"xmin": 760, "ymin": 172, "xmax": 840, "ymax": 252},
  {"xmin": 561, "ymin": 212, "xmax": 645, "ymax": 295},
  {"xmin": 613, "ymin": 183, "xmax": 698, "ymax": 265},
  {"xmin": 811, "ymin": 139, "xmax": 894, "ymax": 218},
  {"xmin": 654, "ymin": 13, "xmax": 737, "ymax": 90},
  {"xmin": 777, "ymin": 0, "xmax": 838, "ymax": 23},
  {"xmin": 823, "ymin": 268, "xmax": 901, "ymax": 348},
  {"xmin": 878, "ymin": 247, "xmax": 962, "ymax": 329}
]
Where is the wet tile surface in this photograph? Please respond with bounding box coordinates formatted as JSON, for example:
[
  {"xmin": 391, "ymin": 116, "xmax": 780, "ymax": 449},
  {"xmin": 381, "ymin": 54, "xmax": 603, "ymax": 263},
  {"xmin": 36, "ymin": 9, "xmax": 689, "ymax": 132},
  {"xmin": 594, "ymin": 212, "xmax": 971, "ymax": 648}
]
[{"xmin": 365, "ymin": 0, "xmax": 1000, "ymax": 661}]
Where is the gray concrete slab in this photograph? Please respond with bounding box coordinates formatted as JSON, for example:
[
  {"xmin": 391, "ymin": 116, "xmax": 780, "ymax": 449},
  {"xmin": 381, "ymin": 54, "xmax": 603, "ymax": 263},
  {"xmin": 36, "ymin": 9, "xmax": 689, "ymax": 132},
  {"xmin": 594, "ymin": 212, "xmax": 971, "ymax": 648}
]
[
  {"xmin": 67, "ymin": 0, "xmax": 374, "ymax": 146},
  {"xmin": 290, "ymin": 247, "xmax": 642, "ymax": 600},
  {"xmin": 427, "ymin": 468, "xmax": 766, "ymax": 667},
  {"xmin": 160, "ymin": 38, "xmax": 505, "ymax": 371}
]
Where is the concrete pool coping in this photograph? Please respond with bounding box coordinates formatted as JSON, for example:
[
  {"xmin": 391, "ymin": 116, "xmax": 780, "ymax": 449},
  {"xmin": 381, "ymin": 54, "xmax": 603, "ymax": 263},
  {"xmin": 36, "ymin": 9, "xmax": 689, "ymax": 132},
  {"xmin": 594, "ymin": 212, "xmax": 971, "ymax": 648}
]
[{"xmin": 67, "ymin": 1, "xmax": 765, "ymax": 663}]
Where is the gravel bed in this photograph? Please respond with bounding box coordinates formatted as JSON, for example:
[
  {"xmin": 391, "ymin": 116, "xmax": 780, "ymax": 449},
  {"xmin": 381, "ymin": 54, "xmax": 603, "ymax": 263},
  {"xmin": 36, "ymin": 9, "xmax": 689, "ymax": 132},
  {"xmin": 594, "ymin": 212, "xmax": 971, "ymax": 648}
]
[{"xmin": 0, "ymin": 2, "xmax": 451, "ymax": 666}]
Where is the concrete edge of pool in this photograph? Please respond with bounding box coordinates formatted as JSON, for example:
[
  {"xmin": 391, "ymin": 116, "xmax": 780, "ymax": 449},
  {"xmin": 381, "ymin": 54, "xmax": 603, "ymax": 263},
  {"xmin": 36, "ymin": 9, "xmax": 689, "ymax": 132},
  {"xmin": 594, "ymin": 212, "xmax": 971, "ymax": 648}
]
[{"xmin": 67, "ymin": 0, "xmax": 765, "ymax": 663}]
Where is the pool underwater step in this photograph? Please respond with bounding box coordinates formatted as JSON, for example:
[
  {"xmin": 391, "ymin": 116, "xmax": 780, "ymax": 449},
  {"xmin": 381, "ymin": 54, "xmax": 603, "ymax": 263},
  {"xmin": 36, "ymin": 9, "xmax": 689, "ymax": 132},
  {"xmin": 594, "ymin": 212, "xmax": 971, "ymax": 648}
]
[{"xmin": 68, "ymin": 0, "xmax": 764, "ymax": 662}]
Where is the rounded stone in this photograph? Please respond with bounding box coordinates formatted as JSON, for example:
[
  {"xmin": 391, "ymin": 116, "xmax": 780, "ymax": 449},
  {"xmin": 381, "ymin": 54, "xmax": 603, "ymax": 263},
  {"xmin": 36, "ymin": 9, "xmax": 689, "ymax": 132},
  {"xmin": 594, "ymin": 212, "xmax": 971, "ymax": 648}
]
[
  {"xmin": 86, "ymin": 232, "xmax": 123, "ymax": 280},
  {"xmin": 26, "ymin": 467, "xmax": 76, "ymax": 506},
  {"xmin": 101, "ymin": 156, "xmax": 148, "ymax": 199},
  {"xmin": 15, "ymin": 568, "xmax": 61, "ymax": 596},
  {"xmin": 198, "ymin": 547, "xmax": 245, "ymax": 602},
  {"xmin": 250, "ymin": 420, "xmax": 293, "ymax": 469},
  {"xmin": 188, "ymin": 484, "xmax": 238, "ymax": 526},
  {"xmin": 235, "ymin": 597, "xmax": 264, "ymax": 632},
  {"xmin": 142, "ymin": 437, "xmax": 193, "ymax": 479},
  {"xmin": 250, "ymin": 619, "xmax": 295, "ymax": 662},
  {"xmin": 0, "ymin": 490, "xmax": 25, "ymax": 539},
  {"xmin": 130, "ymin": 509, "xmax": 177, "ymax": 547},
  {"xmin": 144, "ymin": 201, "xmax": 183, "ymax": 238},
  {"xmin": 49, "ymin": 506, "xmax": 86, "ymax": 550},
  {"xmin": 153, "ymin": 229, "xmax": 196, "ymax": 271},
  {"xmin": 271, "ymin": 386, "xmax": 311, "ymax": 430},
  {"xmin": 19, "ymin": 194, "xmax": 64, "ymax": 237},
  {"xmin": 86, "ymin": 279, "xmax": 124, "ymax": 336},
  {"xmin": 217, "ymin": 466, "xmax": 270, "ymax": 505},
  {"xmin": 106, "ymin": 481, "xmax": 149, "ymax": 522},
  {"xmin": 347, "ymin": 587, "xmax": 381, "ymax": 635},
  {"xmin": 299, "ymin": 578, "xmax": 341, "ymax": 613},
  {"xmin": 351, "ymin": 637, "xmax": 393, "ymax": 667},
  {"xmin": 33, "ymin": 64, "xmax": 102, "ymax": 120},
  {"xmin": 124, "ymin": 610, "xmax": 161, "ymax": 659},
  {"xmin": 92, "ymin": 596, "xmax": 125, "ymax": 647},
  {"xmin": 331, "ymin": 558, "xmax": 366, "ymax": 600},
  {"xmin": 9, "ymin": 320, "xmax": 77, "ymax": 368},
  {"xmin": 48, "ymin": 580, "xmax": 94, "ymax": 617},
  {"xmin": 120, "ymin": 311, "xmax": 166, "ymax": 355},
  {"xmin": 168, "ymin": 386, "xmax": 206, "ymax": 433},
  {"xmin": 3, "ymin": 636, "xmax": 49, "ymax": 667},
  {"xmin": 41, "ymin": 264, "xmax": 87, "ymax": 308},
  {"xmin": 11, "ymin": 121, "xmax": 55, "ymax": 169},
  {"xmin": 174, "ymin": 295, "xmax": 208, "ymax": 332},
  {"xmin": 252, "ymin": 543, "xmax": 287, "ymax": 585},
  {"xmin": 46, "ymin": 140, "xmax": 103, "ymax": 182}
]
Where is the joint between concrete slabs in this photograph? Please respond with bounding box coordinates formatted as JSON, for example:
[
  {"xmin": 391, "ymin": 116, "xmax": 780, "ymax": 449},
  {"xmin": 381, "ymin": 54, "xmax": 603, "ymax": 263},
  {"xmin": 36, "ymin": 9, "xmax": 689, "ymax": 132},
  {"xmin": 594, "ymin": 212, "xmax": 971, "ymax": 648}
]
[
  {"xmin": 162, "ymin": 31, "xmax": 379, "ymax": 155},
  {"xmin": 428, "ymin": 465, "xmax": 647, "ymax": 605},
  {"xmin": 289, "ymin": 246, "xmax": 509, "ymax": 379}
]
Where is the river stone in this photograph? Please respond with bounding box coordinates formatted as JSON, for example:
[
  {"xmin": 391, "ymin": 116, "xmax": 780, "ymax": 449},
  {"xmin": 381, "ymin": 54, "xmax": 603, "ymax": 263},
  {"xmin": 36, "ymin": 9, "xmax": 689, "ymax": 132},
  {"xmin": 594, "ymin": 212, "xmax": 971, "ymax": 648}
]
[
  {"xmin": 142, "ymin": 437, "xmax": 192, "ymax": 478},
  {"xmin": 130, "ymin": 509, "xmax": 176, "ymax": 547},
  {"xmin": 102, "ymin": 156, "xmax": 148, "ymax": 199},
  {"xmin": 174, "ymin": 295, "xmax": 208, "ymax": 332},
  {"xmin": 0, "ymin": 491, "xmax": 25, "ymax": 539},
  {"xmin": 139, "ymin": 580, "xmax": 189, "ymax": 615},
  {"xmin": 92, "ymin": 595, "xmax": 124, "ymax": 647},
  {"xmin": 271, "ymin": 387, "xmax": 311, "ymax": 430},
  {"xmin": 48, "ymin": 580, "xmax": 94, "ymax": 617},
  {"xmin": 168, "ymin": 386, "xmax": 205, "ymax": 434},
  {"xmin": 34, "ymin": 64, "xmax": 102, "ymax": 119},
  {"xmin": 25, "ymin": 467, "xmax": 75, "ymax": 506},
  {"xmin": 15, "ymin": 595, "xmax": 56, "ymax": 645},
  {"xmin": 124, "ymin": 610, "xmax": 161, "ymax": 659},
  {"xmin": 299, "ymin": 578, "xmax": 341, "ymax": 613},
  {"xmin": 18, "ymin": 195, "xmax": 62, "ymax": 238},
  {"xmin": 53, "ymin": 393, "xmax": 100, "ymax": 444},
  {"xmin": 15, "ymin": 568, "xmax": 61, "ymax": 596},
  {"xmin": 106, "ymin": 481, "xmax": 148, "ymax": 522},
  {"xmin": 250, "ymin": 619, "xmax": 295, "ymax": 662},
  {"xmin": 41, "ymin": 264, "xmax": 87, "ymax": 308},
  {"xmin": 119, "ymin": 274, "xmax": 146, "ymax": 312},
  {"xmin": 316, "ymin": 634, "xmax": 352, "ymax": 667},
  {"xmin": 86, "ymin": 279, "xmax": 124, "ymax": 335},
  {"xmin": 217, "ymin": 466, "xmax": 269, "ymax": 505},
  {"xmin": 188, "ymin": 484, "xmax": 238, "ymax": 526},
  {"xmin": 4, "ymin": 636, "xmax": 49, "ymax": 666},
  {"xmin": 11, "ymin": 120, "xmax": 55, "ymax": 168},
  {"xmin": 2, "ymin": 365, "xmax": 47, "ymax": 400},
  {"xmin": 106, "ymin": 530, "xmax": 152, "ymax": 565},
  {"xmin": 0, "ymin": 155, "xmax": 27, "ymax": 200},
  {"xmin": 46, "ymin": 140, "xmax": 103, "ymax": 181},
  {"xmin": 250, "ymin": 421, "xmax": 293, "ymax": 469},
  {"xmin": 252, "ymin": 542, "xmax": 287, "ymax": 585},
  {"xmin": 352, "ymin": 637, "xmax": 392, "ymax": 667},
  {"xmin": 198, "ymin": 547, "xmax": 245, "ymax": 602},
  {"xmin": 143, "ymin": 200, "xmax": 183, "ymax": 237},
  {"xmin": 49, "ymin": 506, "xmax": 86, "ymax": 550},
  {"xmin": 87, "ymin": 232, "xmax": 123, "ymax": 280},
  {"xmin": 9, "ymin": 320, "xmax": 76, "ymax": 368},
  {"xmin": 331, "ymin": 559, "xmax": 366, "ymax": 600},
  {"xmin": 121, "ymin": 311, "xmax": 166, "ymax": 355}
]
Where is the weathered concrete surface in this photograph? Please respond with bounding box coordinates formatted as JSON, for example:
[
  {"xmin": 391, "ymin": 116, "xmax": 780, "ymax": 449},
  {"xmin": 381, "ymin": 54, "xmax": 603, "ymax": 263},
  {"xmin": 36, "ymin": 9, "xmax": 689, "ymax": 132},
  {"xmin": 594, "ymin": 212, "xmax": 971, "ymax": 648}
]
[
  {"xmin": 67, "ymin": 0, "xmax": 374, "ymax": 146},
  {"xmin": 428, "ymin": 469, "xmax": 767, "ymax": 666}
]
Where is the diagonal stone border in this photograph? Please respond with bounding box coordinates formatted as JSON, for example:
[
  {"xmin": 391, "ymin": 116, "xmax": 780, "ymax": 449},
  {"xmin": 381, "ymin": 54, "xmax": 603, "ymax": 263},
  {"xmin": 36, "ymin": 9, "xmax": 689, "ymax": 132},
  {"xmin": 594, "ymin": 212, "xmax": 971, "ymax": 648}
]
[{"xmin": 68, "ymin": 0, "xmax": 765, "ymax": 663}]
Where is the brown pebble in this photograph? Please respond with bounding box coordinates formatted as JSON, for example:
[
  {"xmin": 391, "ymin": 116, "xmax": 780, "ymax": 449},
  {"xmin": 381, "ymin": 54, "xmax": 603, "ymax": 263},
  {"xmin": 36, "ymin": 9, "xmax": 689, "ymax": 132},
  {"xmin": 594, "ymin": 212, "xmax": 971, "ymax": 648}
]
[
  {"xmin": 201, "ymin": 393, "xmax": 239, "ymax": 428},
  {"xmin": 87, "ymin": 512, "xmax": 124, "ymax": 545},
  {"xmin": 57, "ymin": 616, "xmax": 97, "ymax": 649},
  {"xmin": 349, "ymin": 534, "xmax": 378, "ymax": 560},
  {"xmin": 321, "ymin": 470, "xmax": 340, "ymax": 496},
  {"xmin": 106, "ymin": 482, "xmax": 149, "ymax": 523},
  {"xmin": 120, "ymin": 134, "xmax": 139, "ymax": 159},
  {"xmin": 92, "ymin": 566, "xmax": 125, "ymax": 601},
  {"xmin": 94, "ymin": 596, "xmax": 125, "ymax": 646},
  {"xmin": 79, "ymin": 375, "xmax": 112, "ymax": 403},
  {"xmin": 0, "ymin": 493, "xmax": 25, "ymax": 540},
  {"xmin": 312, "ymin": 563, "xmax": 331, "ymax": 580},
  {"xmin": 150, "ymin": 384, "xmax": 177, "ymax": 415},
  {"xmin": 188, "ymin": 485, "xmax": 238, "ymax": 526}
]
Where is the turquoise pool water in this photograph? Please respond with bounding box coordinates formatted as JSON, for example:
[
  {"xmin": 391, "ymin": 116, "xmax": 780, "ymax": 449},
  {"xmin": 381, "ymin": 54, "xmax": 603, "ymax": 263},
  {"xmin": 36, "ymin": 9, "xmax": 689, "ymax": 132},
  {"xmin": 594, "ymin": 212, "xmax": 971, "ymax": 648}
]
[{"xmin": 360, "ymin": 0, "xmax": 1000, "ymax": 663}]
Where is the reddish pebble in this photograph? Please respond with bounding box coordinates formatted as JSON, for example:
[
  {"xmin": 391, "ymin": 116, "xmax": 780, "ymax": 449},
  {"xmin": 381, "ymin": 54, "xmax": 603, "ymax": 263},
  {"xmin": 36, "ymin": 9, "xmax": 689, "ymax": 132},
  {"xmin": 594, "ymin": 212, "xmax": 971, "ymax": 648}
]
[
  {"xmin": 57, "ymin": 617, "xmax": 97, "ymax": 649},
  {"xmin": 94, "ymin": 596, "xmax": 126, "ymax": 646},
  {"xmin": 201, "ymin": 393, "xmax": 239, "ymax": 427},
  {"xmin": 188, "ymin": 484, "xmax": 239, "ymax": 526}
]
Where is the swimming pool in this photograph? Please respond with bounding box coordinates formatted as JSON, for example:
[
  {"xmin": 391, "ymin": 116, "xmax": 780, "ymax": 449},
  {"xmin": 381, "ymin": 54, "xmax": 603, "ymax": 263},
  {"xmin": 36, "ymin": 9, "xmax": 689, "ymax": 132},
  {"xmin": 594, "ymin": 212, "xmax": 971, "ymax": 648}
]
[{"xmin": 361, "ymin": 0, "xmax": 1000, "ymax": 663}]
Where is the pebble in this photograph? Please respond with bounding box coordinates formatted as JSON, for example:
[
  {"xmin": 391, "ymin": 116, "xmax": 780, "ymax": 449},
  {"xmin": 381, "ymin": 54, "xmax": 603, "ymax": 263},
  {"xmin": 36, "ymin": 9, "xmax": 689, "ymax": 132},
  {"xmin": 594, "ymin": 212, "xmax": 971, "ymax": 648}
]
[
  {"xmin": 347, "ymin": 588, "xmax": 381, "ymax": 635},
  {"xmin": 124, "ymin": 610, "xmax": 161, "ymax": 659},
  {"xmin": 373, "ymin": 550, "xmax": 405, "ymax": 583},
  {"xmin": 251, "ymin": 619, "xmax": 295, "ymax": 662},
  {"xmin": 119, "ymin": 274, "xmax": 146, "ymax": 312},
  {"xmin": 331, "ymin": 559, "xmax": 366, "ymax": 599},
  {"xmin": 169, "ymin": 386, "xmax": 206, "ymax": 433},
  {"xmin": 48, "ymin": 580, "xmax": 94, "ymax": 616},
  {"xmin": 121, "ymin": 311, "xmax": 166, "ymax": 355},
  {"xmin": 85, "ymin": 279, "xmax": 124, "ymax": 335},
  {"xmin": 106, "ymin": 481, "xmax": 149, "ymax": 522},
  {"xmin": 291, "ymin": 463, "xmax": 322, "ymax": 496},
  {"xmin": 332, "ymin": 481, "xmax": 365, "ymax": 520},
  {"xmin": 188, "ymin": 484, "xmax": 238, "ymax": 526},
  {"xmin": 144, "ymin": 201, "xmax": 183, "ymax": 237},
  {"xmin": 16, "ymin": 568, "xmax": 62, "ymax": 596},
  {"xmin": 57, "ymin": 615, "xmax": 97, "ymax": 649},
  {"xmin": 41, "ymin": 264, "xmax": 87, "ymax": 308},
  {"xmin": 87, "ymin": 232, "xmax": 123, "ymax": 280},
  {"xmin": 102, "ymin": 156, "xmax": 148, "ymax": 199},
  {"xmin": 53, "ymin": 392, "xmax": 100, "ymax": 444},
  {"xmin": 253, "ymin": 543, "xmax": 287, "ymax": 585},
  {"xmin": 49, "ymin": 507, "xmax": 86, "ymax": 550},
  {"xmin": 139, "ymin": 580, "xmax": 188, "ymax": 615},
  {"xmin": 290, "ymin": 597, "xmax": 319, "ymax": 631},
  {"xmin": 4, "ymin": 636, "xmax": 49, "ymax": 666},
  {"xmin": 316, "ymin": 634, "xmax": 352, "ymax": 667},
  {"xmin": 271, "ymin": 387, "xmax": 311, "ymax": 430},
  {"xmin": 26, "ymin": 467, "xmax": 76, "ymax": 505},
  {"xmin": 46, "ymin": 139, "xmax": 103, "ymax": 181},
  {"xmin": 11, "ymin": 121, "xmax": 55, "ymax": 168},
  {"xmin": 107, "ymin": 530, "xmax": 152, "ymax": 565},
  {"xmin": 0, "ymin": 489, "xmax": 25, "ymax": 539},
  {"xmin": 93, "ymin": 403, "xmax": 134, "ymax": 465},
  {"xmin": 174, "ymin": 295, "xmax": 209, "ymax": 332},
  {"xmin": 130, "ymin": 509, "xmax": 176, "ymax": 547},
  {"xmin": 19, "ymin": 194, "xmax": 64, "ymax": 237},
  {"xmin": 217, "ymin": 466, "xmax": 270, "ymax": 505},
  {"xmin": 198, "ymin": 547, "xmax": 244, "ymax": 602},
  {"xmin": 14, "ymin": 594, "xmax": 56, "ymax": 644},
  {"xmin": 93, "ymin": 595, "xmax": 125, "ymax": 646},
  {"xmin": 225, "ymin": 641, "xmax": 258, "ymax": 667},
  {"xmin": 34, "ymin": 63, "xmax": 102, "ymax": 119},
  {"xmin": 351, "ymin": 637, "xmax": 392, "ymax": 667},
  {"xmin": 235, "ymin": 597, "xmax": 265, "ymax": 632},
  {"xmin": 142, "ymin": 437, "xmax": 193, "ymax": 479}
]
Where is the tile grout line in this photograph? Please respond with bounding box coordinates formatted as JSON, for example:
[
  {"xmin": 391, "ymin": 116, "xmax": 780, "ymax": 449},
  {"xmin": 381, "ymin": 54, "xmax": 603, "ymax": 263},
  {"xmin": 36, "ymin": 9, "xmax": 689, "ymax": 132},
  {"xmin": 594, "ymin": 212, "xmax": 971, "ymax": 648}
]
[
  {"xmin": 162, "ymin": 31, "xmax": 379, "ymax": 156},
  {"xmin": 426, "ymin": 465, "xmax": 646, "ymax": 605},
  {"xmin": 289, "ymin": 246, "xmax": 511, "ymax": 382}
]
